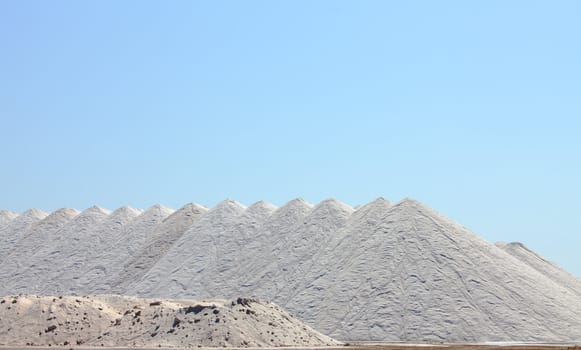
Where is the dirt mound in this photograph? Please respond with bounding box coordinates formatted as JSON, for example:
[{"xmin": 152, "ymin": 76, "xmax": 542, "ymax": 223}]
[{"xmin": 0, "ymin": 295, "xmax": 339, "ymax": 347}]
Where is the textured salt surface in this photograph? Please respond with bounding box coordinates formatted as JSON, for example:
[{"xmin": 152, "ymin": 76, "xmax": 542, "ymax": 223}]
[
  {"xmin": 1, "ymin": 206, "xmax": 110, "ymax": 295},
  {"xmin": 1, "ymin": 198, "xmax": 580, "ymax": 343},
  {"xmin": 82, "ymin": 204, "xmax": 174, "ymax": 294},
  {"xmin": 126, "ymin": 200, "xmax": 248, "ymax": 296},
  {"xmin": 0, "ymin": 295, "xmax": 338, "ymax": 347},
  {"xmin": 107, "ymin": 203, "xmax": 207, "ymax": 294},
  {"xmin": 58, "ymin": 206, "xmax": 143, "ymax": 294},
  {"xmin": 292, "ymin": 199, "xmax": 581, "ymax": 342},
  {"xmin": 496, "ymin": 242, "xmax": 581, "ymax": 298},
  {"xmin": 0, "ymin": 208, "xmax": 48, "ymax": 261},
  {"xmin": 0, "ymin": 208, "xmax": 79, "ymax": 270}
]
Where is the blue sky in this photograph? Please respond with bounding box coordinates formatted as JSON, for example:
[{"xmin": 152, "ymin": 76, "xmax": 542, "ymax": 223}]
[{"xmin": 1, "ymin": 1, "xmax": 580, "ymax": 276}]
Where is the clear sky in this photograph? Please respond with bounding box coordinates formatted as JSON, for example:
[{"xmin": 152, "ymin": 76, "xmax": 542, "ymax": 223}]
[{"xmin": 1, "ymin": 1, "xmax": 580, "ymax": 276}]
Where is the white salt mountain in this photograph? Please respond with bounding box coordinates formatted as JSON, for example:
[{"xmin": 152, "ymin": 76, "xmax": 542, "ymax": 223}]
[
  {"xmin": 0, "ymin": 295, "xmax": 338, "ymax": 348},
  {"xmin": 1, "ymin": 198, "xmax": 581, "ymax": 343}
]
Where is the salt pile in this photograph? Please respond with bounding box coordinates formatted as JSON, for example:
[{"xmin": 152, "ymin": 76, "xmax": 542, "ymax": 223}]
[
  {"xmin": 1, "ymin": 198, "xmax": 581, "ymax": 342},
  {"xmin": 0, "ymin": 295, "xmax": 338, "ymax": 348}
]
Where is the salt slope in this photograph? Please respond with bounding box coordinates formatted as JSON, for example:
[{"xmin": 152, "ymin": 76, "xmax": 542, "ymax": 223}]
[
  {"xmin": 222, "ymin": 198, "xmax": 314, "ymax": 294},
  {"xmin": 1, "ymin": 206, "xmax": 110, "ymax": 295},
  {"xmin": 302, "ymin": 199, "xmax": 581, "ymax": 342},
  {"xmin": 126, "ymin": 200, "xmax": 250, "ymax": 296},
  {"xmin": 108, "ymin": 203, "xmax": 208, "ymax": 294},
  {"xmin": 0, "ymin": 208, "xmax": 48, "ymax": 260},
  {"xmin": 286, "ymin": 197, "xmax": 393, "ymax": 332},
  {"xmin": 0, "ymin": 295, "xmax": 339, "ymax": 348},
  {"xmin": 207, "ymin": 201, "xmax": 277, "ymax": 294},
  {"xmin": 497, "ymin": 242, "xmax": 581, "ymax": 298},
  {"xmin": 87, "ymin": 204, "xmax": 175, "ymax": 294},
  {"xmin": 50, "ymin": 206, "xmax": 143, "ymax": 294}
]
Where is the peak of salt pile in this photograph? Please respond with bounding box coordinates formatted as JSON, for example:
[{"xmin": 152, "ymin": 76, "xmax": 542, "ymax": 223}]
[
  {"xmin": 22, "ymin": 208, "xmax": 50, "ymax": 219},
  {"xmin": 213, "ymin": 199, "xmax": 247, "ymax": 216},
  {"xmin": 349, "ymin": 197, "xmax": 391, "ymax": 224},
  {"xmin": 48, "ymin": 207, "xmax": 82, "ymax": 220},
  {"xmin": 312, "ymin": 198, "xmax": 354, "ymax": 217},
  {"xmin": 85, "ymin": 205, "xmax": 111, "ymax": 215},
  {"xmin": 263, "ymin": 198, "xmax": 313, "ymax": 230},
  {"xmin": 236, "ymin": 201, "xmax": 277, "ymax": 237},
  {"xmin": 497, "ymin": 241, "xmax": 581, "ymax": 298},
  {"xmin": 111, "ymin": 205, "xmax": 143, "ymax": 218},
  {"xmin": 246, "ymin": 200, "xmax": 278, "ymax": 217},
  {"xmin": 0, "ymin": 208, "xmax": 48, "ymax": 235},
  {"xmin": 1, "ymin": 198, "xmax": 580, "ymax": 343},
  {"xmin": 0, "ymin": 210, "xmax": 18, "ymax": 226}
]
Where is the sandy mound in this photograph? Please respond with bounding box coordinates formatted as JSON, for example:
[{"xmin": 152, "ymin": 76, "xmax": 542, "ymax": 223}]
[{"xmin": 0, "ymin": 295, "xmax": 339, "ymax": 348}]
